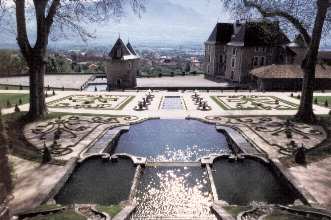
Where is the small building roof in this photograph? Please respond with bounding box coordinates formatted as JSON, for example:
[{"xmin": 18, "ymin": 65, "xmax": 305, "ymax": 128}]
[
  {"xmin": 250, "ymin": 64, "xmax": 331, "ymax": 79},
  {"xmin": 109, "ymin": 38, "xmax": 139, "ymax": 60}
]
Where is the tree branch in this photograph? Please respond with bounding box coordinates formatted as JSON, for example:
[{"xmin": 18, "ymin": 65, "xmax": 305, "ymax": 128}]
[
  {"xmin": 243, "ymin": 0, "xmax": 312, "ymax": 45},
  {"xmin": 46, "ymin": 0, "xmax": 60, "ymax": 35},
  {"xmin": 33, "ymin": 0, "xmax": 48, "ymax": 51}
]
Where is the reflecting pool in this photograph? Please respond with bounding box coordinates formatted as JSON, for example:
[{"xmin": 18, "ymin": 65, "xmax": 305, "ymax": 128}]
[
  {"xmin": 132, "ymin": 166, "xmax": 216, "ymax": 219},
  {"xmin": 161, "ymin": 96, "xmax": 184, "ymax": 110},
  {"xmin": 113, "ymin": 119, "xmax": 230, "ymax": 161},
  {"xmin": 55, "ymin": 158, "xmax": 135, "ymax": 205},
  {"xmin": 212, "ymin": 159, "xmax": 298, "ymax": 205}
]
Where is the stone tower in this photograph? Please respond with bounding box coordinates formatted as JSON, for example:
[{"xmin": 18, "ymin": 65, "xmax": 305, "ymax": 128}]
[{"xmin": 106, "ymin": 38, "xmax": 140, "ymax": 90}]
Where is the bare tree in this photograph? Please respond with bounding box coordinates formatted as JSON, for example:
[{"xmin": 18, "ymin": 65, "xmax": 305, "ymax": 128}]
[
  {"xmin": 221, "ymin": 0, "xmax": 331, "ymax": 123},
  {"xmin": 0, "ymin": 0, "xmax": 144, "ymax": 120}
]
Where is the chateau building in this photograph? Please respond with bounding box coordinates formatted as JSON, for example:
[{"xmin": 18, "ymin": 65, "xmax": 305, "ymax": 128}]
[
  {"xmin": 106, "ymin": 38, "xmax": 140, "ymax": 90},
  {"xmin": 204, "ymin": 21, "xmax": 290, "ymax": 84}
]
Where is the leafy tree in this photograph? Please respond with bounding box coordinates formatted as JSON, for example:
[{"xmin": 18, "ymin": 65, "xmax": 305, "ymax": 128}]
[
  {"xmin": 0, "ymin": 0, "xmax": 144, "ymax": 120},
  {"xmin": 221, "ymin": 0, "xmax": 331, "ymax": 123},
  {"xmin": 0, "ymin": 50, "xmax": 27, "ymax": 76}
]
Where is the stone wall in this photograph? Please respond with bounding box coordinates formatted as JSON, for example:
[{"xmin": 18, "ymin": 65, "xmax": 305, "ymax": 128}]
[{"xmin": 106, "ymin": 59, "xmax": 139, "ymax": 89}]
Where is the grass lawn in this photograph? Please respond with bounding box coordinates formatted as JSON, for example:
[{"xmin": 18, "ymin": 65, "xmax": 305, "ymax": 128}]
[
  {"xmin": 223, "ymin": 206, "xmax": 252, "ymax": 218},
  {"xmin": 96, "ymin": 205, "xmax": 122, "ymax": 217},
  {"xmin": 264, "ymin": 210, "xmax": 314, "ymax": 220},
  {"xmin": 313, "ymin": 96, "xmax": 331, "ymax": 107},
  {"xmin": 28, "ymin": 210, "xmax": 86, "ymax": 220},
  {"xmin": 0, "ymin": 93, "xmax": 29, "ymax": 108}
]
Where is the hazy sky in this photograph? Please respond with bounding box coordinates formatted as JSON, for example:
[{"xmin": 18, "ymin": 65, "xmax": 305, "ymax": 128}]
[
  {"xmin": 1, "ymin": 0, "xmax": 330, "ymax": 48},
  {"xmin": 55, "ymin": 0, "xmax": 231, "ymax": 47}
]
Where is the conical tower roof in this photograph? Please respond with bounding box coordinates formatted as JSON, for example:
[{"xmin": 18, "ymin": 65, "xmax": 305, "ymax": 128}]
[
  {"xmin": 109, "ymin": 38, "xmax": 132, "ymax": 59},
  {"xmin": 126, "ymin": 42, "xmax": 138, "ymax": 56}
]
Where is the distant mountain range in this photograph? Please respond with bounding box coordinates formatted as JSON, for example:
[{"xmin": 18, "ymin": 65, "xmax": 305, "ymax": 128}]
[{"xmin": 0, "ymin": 0, "xmax": 330, "ymax": 49}]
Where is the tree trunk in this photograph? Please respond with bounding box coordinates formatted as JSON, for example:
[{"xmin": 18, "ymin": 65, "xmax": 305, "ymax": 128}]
[
  {"xmin": 295, "ymin": 0, "xmax": 329, "ymax": 123},
  {"xmin": 0, "ymin": 111, "xmax": 12, "ymax": 220},
  {"xmin": 26, "ymin": 51, "xmax": 47, "ymax": 120}
]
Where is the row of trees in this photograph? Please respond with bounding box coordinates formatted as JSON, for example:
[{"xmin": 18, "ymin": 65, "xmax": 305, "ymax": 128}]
[
  {"xmin": 0, "ymin": 50, "xmax": 27, "ymax": 76},
  {"xmin": 0, "ymin": 0, "xmax": 330, "ymax": 122}
]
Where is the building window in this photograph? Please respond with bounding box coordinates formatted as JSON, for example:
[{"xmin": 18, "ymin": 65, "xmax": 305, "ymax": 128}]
[
  {"xmin": 232, "ymin": 48, "xmax": 237, "ymax": 56},
  {"xmin": 220, "ymin": 55, "xmax": 223, "ymax": 63},
  {"xmin": 262, "ymin": 47, "xmax": 266, "ymax": 52},
  {"xmin": 255, "ymin": 47, "xmax": 259, "ymax": 52},
  {"xmin": 129, "ymin": 63, "xmax": 132, "ymax": 69},
  {"xmin": 231, "ymin": 58, "xmax": 236, "ymax": 68},
  {"xmin": 253, "ymin": 56, "xmax": 259, "ymax": 66},
  {"xmin": 231, "ymin": 71, "xmax": 234, "ymax": 80},
  {"xmin": 260, "ymin": 56, "xmax": 265, "ymax": 66}
]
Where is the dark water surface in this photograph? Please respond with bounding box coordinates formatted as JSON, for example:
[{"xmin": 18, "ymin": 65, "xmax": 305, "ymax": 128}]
[
  {"xmin": 212, "ymin": 159, "xmax": 298, "ymax": 205},
  {"xmin": 55, "ymin": 158, "xmax": 135, "ymax": 205}
]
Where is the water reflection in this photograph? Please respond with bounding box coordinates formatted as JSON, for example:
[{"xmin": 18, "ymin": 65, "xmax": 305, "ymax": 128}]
[
  {"xmin": 132, "ymin": 166, "xmax": 216, "ymax": 219},
  {"xmin": 113, "ymin": 119, "xmax": 230, "ymax": 161}
]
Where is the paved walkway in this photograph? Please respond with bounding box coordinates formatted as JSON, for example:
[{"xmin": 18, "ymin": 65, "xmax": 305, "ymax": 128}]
[
  {"xmin": 0, "ymin": 74, "xmax": 93, "ymax": 90},
  {"xmin": 9, "ymin": 156, "xmax": 75, "ymax": 214},
  {"xmin": 289, "ymin": 157, "xmax": 331, "ymax": 209},
  {"xmin": 137, "ymin": 75, "xmax": 231, "ymax": 88}
]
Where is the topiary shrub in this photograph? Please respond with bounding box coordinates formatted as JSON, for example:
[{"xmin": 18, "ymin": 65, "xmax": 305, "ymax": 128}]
[
  {"xmin": 6, "ymin": 100, "xmax": 11, "ymax": 108},
  {"xmin": 42, "ymin": 144, "xmax": 52, "ymax": 163},
  {"xmin": 14, "ymin": 104, "xmax": 20, "ymax": 112}
]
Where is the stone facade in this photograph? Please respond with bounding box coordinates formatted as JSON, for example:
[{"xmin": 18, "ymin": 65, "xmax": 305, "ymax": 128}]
[
  {"xmin": 204, "ymin": 21, "xmax": 290, "ymax": 84},
  {"xmin": 106, "ymin": 38, "xmax": 140, "ymax": 89}
]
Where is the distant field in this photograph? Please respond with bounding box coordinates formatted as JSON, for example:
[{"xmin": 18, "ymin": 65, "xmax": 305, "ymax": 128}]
[{"xmin": 0, "ymin": 93, "xmax": 29, "ymax": 108}]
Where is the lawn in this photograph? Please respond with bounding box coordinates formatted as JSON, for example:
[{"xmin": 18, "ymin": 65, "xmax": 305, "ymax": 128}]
[
  {"xmin": 313, "ymin": 96, "xmax": 331, "ymax": 107},
  {"xmin": 0, "ymin": 93, "xmax": 29, "ymax": 108},
  {"xmin": 28, "ymin": 211, "xmax": 86, "ymax": 220},
  {"xmin": 223, "ymin": 206, "xmax": 252, "ymax": 218},
  {"xmin": 264, "ymin": 209, "xmax": 314, "ymax": 220},
  {"xmin": 96, "ymin": 205, "xmax": 122, "ymax": 217}
]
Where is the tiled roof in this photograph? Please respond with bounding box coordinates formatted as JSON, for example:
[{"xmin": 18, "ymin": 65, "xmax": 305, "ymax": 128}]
[
  {"xmin": 231, "ymin": 21, "xmax": 290, "ymax": 46},
  {"xmin": 251, "ymin": 64, "xmax": 331, "ymax": 79},
  {"xmin": 109, "ymin": 38, "xmax": 139, "ymax": 60},
  {"xmin": 206, "ymin": 23, "xmax": 234, "ymax": 43},
  {"xmin": 127, "ymin": 42, "xmax": 138, "ymax": 56}
]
